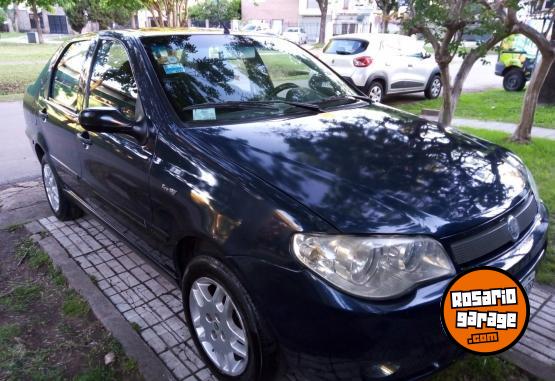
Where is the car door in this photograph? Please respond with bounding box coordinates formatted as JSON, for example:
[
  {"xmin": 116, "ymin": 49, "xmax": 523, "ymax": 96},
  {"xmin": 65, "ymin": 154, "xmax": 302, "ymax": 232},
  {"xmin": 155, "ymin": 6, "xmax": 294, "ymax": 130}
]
[
  {"xmin": 39, "ymin": 40, "xmax": 92, "ymax": 190},
  {"xmin": 79, "ymin": 38, "xmax": 164, "ymax": 266},
  {"xmin": 393, "ymin": 37, "xmax": 429, "ymax": 92}
]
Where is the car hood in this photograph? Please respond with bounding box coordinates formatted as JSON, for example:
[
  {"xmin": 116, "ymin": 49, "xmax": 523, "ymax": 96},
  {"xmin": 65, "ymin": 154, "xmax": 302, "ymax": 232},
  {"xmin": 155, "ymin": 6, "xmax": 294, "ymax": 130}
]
[{"xmin": 184, "ymin": 105, "xmax": 530, "ymax": 236}]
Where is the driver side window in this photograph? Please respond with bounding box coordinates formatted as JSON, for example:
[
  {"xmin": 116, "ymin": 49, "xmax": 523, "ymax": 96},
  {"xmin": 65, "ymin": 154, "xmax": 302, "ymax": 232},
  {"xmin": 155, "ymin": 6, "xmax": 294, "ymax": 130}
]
[{"xmin": 87, "ymin": 40, "xmax": 138, "ymax": 120}]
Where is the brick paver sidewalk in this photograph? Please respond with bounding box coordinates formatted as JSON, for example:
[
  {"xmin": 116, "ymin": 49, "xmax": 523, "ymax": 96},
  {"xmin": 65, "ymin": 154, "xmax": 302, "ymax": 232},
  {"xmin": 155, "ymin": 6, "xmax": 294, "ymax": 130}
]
[{"xmin": 38, "ymin": 215, "xmax": 555, "ymax": 381}]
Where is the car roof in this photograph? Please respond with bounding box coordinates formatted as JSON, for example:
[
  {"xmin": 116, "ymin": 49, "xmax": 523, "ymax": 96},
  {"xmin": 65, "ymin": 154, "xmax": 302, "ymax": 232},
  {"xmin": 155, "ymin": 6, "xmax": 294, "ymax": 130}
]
[{"xmin": 69, "ymin": 28, "xmax": 287, "ymax": 43}]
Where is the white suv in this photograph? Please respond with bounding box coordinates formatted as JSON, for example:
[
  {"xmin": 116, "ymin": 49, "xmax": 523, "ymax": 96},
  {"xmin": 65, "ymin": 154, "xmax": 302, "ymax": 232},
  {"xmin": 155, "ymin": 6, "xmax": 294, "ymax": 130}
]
[{"xmin": 321, "ymin": 33, "xmax": 442, "ymax": 103}]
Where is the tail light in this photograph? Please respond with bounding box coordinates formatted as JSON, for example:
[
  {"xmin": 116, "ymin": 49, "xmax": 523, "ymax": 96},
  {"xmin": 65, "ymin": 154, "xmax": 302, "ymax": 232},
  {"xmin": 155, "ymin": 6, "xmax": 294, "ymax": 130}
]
[{"xmin": 353, "ymin": 56, "xmax": 373, "ymax": 67}]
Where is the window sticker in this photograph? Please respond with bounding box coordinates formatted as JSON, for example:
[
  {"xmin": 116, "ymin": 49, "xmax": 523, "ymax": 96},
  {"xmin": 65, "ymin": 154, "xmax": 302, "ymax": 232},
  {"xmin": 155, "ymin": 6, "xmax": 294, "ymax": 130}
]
[
  {"xmin": 163, "ymin": 63, "xmax": 186, "ymax": 75},
  {"xmin": 193, "ymin": 108, "xmax": 216, "ymax": 121}
]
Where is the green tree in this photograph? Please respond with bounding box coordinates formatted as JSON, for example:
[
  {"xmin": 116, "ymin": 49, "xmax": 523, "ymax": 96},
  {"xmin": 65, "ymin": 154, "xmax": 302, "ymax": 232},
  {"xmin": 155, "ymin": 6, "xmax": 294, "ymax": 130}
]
[
  {"xmin": 0, "ymin": 7, "xmax": 7, "ymax": 24},
  {"xmin": 405, "ymin": 0, "xmax": 518, "ymax": 126},
  {"xmin": 375, "ymin": 0, "xmax": 398, "ymax": 33},
  {"xmin": 65, "ymin": 0, "xmax": 134, "ymax": 31},
  {"xmin": 0, "ymin": 0, "xmax": 74, "ymax": 43},
  {"xmin": 188, "ymin": 0, "xmax": 240, "ymax": 24}
]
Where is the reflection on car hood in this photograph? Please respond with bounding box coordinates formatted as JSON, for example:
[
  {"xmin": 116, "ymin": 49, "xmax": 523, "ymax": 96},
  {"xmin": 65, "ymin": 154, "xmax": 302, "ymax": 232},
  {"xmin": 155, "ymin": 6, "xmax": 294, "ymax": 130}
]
[{"xmin": 184, "ymin": 105, "xmax": 529, "ymax": 236}]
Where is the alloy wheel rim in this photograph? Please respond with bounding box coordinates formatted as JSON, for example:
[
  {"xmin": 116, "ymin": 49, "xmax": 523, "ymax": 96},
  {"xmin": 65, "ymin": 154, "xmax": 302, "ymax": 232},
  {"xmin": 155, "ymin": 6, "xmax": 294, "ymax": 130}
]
[
  {"xmin": 431, "ymin": 78, "xmax": 441, "ymax": 97},
  {"xmin": 43, "ymin": 164, "xmax": 60, "ymax": 212},
  {"xmin": 189, "ymin": 277, "xmax": 248, "ymax": 376},
  {"xmin": 369, "ymin": 86, "xmax": 382, "ymax": 103}
]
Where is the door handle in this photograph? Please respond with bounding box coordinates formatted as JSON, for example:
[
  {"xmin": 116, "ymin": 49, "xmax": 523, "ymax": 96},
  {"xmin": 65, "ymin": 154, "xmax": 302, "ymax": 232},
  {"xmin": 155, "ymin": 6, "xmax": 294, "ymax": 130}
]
[
  {"xmin": 408, "ymin": 63, "xmax": 414, "ymax": 67},
  {"xmin": 77, "ymin": 131, "xmax": 92, "ymax": 148},
  {"xmin": 39, "ymin": 107, "xmax": 48, "ymax": 122}
]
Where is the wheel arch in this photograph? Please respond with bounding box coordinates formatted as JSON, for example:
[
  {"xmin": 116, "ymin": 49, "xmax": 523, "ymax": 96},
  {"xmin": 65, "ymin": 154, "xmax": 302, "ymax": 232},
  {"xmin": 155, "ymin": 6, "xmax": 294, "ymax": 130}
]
[
  {"xmin": 364, "ymin": 73, "xmax": 388, "ymax": 95},
  {"xmin": 174, "ymin": 234, "xmax": 230, "ymax": 284},
  {"xmin": 502, "ymin": 65, "xmax": 524, "ymax": 77}
]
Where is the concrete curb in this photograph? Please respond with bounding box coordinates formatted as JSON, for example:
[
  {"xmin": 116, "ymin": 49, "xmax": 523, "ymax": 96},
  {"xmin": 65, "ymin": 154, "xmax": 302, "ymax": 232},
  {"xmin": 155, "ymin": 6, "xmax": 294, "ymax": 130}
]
[{"xmin": 25, "ymin": 221, "xmax": 176, "ymax": 381}]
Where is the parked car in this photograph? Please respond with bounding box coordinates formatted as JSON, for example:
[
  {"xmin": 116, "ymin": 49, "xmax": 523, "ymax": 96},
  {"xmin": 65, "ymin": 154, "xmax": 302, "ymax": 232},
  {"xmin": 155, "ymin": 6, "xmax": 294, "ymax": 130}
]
[
  {"xmin": 24, "ymin": 30, "xmax": 548, "ymax": 381},
  {"xmin": 321, "ymin": 33, "xmax": 442, "ymax": 103},
  {"xmin": 282, "ymin": 27, "xmax": 308, "ymax": 45},
  {"xmin": 495, "ymin": 33, "xmax": 538, "ymax": 91}
]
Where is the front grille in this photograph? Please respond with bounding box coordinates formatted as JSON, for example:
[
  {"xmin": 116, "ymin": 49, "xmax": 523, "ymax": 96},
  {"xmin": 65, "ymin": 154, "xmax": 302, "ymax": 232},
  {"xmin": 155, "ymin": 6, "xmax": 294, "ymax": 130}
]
[{"xmin": 450, "ymin": 195, "xmax": 538, "ymax": 264}]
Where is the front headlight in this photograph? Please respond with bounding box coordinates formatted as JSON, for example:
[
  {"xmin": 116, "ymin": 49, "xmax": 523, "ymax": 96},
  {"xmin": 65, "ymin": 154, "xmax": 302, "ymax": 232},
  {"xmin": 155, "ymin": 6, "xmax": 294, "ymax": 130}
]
[{"xmin": 292, "ymin": 234, "xmax": 455, "ymax": 300}]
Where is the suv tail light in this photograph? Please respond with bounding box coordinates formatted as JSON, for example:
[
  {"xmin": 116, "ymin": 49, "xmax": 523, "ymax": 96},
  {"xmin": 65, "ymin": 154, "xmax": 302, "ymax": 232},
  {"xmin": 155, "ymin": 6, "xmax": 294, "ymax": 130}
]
[{"xmin": 353, "ymin": 56, "xmax": 373, "ymax": 67}]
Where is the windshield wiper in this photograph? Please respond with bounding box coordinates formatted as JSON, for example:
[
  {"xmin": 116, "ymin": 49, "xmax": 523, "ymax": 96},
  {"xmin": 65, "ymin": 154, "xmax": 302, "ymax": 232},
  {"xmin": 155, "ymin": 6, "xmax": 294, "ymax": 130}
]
[
  {"xmin": 318, "ymin": 94, "xmax": 374, "ymax": 105},
  {"xmin": 183, "ymin": 100, "xmax": 324, "ymax": 113}
]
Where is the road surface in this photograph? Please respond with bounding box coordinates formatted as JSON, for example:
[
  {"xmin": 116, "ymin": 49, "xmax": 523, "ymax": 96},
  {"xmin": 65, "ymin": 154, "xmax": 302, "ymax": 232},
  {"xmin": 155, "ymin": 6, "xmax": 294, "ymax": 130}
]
[{"xmin": 0, "ymin": 101, "xmax": 41, "ymax": 185}]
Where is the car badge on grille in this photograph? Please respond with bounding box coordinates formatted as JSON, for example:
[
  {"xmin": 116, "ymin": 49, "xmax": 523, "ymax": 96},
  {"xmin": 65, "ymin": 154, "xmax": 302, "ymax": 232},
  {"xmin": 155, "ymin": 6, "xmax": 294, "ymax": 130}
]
[{"xmin": 507, "ymin": 215, "xmax": 520, "ymax": 242}]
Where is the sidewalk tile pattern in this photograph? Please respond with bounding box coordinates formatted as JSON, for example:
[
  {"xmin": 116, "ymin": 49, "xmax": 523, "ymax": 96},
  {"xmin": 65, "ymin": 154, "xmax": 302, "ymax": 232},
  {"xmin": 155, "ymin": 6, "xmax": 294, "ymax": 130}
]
[
  {"xmin": 39, "ymin": 215, "xmax": 216, "ymax": 381},
  {"xmin": 39, "ymin": 215, "xmax": 555, "ymax": 380}
]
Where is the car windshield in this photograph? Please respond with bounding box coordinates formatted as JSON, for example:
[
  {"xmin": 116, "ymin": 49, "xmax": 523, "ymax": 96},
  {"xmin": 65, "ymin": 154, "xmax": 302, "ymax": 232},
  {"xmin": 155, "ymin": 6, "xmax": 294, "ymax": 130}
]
[{"xmin": 141, "ymin": 34, "xmax": 358, "ymax": 123}]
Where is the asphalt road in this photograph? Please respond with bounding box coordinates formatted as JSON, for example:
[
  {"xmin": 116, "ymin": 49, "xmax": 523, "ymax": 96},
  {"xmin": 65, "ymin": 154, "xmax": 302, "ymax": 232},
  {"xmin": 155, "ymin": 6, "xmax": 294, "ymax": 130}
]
[{"xmin": 0, "ymin": 101, "xmax": 41, "ymax": 185}]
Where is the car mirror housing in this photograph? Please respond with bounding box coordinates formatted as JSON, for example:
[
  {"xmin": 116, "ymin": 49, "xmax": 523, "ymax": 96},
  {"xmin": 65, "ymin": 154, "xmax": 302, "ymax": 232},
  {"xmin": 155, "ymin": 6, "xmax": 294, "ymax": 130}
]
[{"xmin": 79, "ymin": 107, "xmax": 147, "ymax": 143}]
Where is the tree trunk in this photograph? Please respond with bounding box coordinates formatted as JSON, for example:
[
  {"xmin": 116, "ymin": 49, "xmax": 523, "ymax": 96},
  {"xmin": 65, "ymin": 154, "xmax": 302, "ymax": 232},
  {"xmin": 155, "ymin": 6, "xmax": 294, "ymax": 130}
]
[
  {"xmin": 9, "ymin": 3, "xmax": 19, "ymax": 32},
  {"xmin": 31, "ymin": 0, "xmax": 43, "ymax": 44},
  {"xmin": 438, "ymin": 64, "xmax": 453, "ymax": 126},
  {"xmin": 538, "ymin": 39, "xmax": 555, "ymax": 105},
  {"xmin": 382, "ymin": 17, "xmax": 389, "ymax": 33},
  {"xmin": 318, "ymin": 11, "xmax": 326, "ymax": 44},
  {"xmin": 512, "ymin": 53, "xmax": 555, "ymax": 142}
]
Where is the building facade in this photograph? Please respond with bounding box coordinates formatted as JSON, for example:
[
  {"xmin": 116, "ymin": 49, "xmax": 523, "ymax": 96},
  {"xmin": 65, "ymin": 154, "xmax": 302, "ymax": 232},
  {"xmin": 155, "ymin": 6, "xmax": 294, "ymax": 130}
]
[{"xmin": 6, "ymin": 5, "xmax": 72, "ymax": 34}]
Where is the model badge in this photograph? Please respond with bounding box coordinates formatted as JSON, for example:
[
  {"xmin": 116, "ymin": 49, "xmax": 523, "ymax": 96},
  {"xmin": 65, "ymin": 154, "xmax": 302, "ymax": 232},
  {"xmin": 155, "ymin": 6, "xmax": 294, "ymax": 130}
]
[
  {"xmin": 161, "ymin": 184, "xmax": 177, "ymax": 196},
  {"xmin": 507, "ymin": 215, "xmax": 520, "ymax": 241}
]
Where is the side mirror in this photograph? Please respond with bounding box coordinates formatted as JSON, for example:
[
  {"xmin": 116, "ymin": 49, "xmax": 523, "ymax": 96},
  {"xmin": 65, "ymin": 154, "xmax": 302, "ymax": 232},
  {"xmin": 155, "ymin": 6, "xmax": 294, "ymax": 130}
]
[
  {"xmin": 79, "ymin": 107, "xmax": 146, "ymax": 142},
  {"xmin": 422, "ymin": 51, "xmax": 432, "ymax": 59}
]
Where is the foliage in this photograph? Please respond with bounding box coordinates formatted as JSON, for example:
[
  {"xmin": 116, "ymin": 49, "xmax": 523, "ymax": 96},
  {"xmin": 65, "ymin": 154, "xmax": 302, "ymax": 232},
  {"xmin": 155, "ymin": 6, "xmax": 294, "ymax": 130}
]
[
  {"xmin": 188, "ymin": 0, "xmax": 240, "ymax": 23},
  {"xmin": 64, "ymin": 0, "xmax": 133, "ymax": 31},
  {"xmin": 0, "ymin": 7, "xmax": 7, "ymax": 24},
  {"xmin": 375, "ymin": 0, "xmax": 398, "ymax": 32}
]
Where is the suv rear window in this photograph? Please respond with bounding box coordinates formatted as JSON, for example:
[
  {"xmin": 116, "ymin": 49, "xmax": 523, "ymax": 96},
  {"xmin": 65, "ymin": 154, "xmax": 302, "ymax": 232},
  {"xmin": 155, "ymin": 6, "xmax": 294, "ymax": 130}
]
[{"xmin": 323, "ymin": 39, "xmax": 368, "ymax": 55}]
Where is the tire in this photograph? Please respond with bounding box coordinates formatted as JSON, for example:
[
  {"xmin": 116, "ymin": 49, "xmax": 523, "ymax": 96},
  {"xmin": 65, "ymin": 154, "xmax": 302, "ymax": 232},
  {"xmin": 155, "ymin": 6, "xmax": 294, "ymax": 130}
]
[
  {"xmin": 182, "ymin": 255, "xmax": 281, "ymax": 381},
  {"xmin": 425, "ymin": 75, "xmax": 442, "ymax": 99},
  {"xmin": 41, "ymin": 156, "xmax": 82, "ymax": 221},
  {"xmin": 503, "ymin": 68, "xmax": 526, "ymax": 91},
  {"xmin": 367, "ymin": 81, "xmax": 384, "ymax": 103}
]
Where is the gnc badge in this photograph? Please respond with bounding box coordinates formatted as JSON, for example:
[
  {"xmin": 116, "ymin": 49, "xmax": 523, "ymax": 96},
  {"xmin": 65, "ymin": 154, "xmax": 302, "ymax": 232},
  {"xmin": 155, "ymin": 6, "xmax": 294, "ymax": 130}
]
[{"xmin": 441, "ymin": 267, "xmax": 530, "ymax": 354}]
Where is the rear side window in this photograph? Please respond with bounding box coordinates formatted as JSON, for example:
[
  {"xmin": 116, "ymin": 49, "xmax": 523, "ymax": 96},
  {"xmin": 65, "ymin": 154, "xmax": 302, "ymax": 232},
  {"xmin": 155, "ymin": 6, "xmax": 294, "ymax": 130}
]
[
  {"xmin": 50, "ymin": 41, "xmax": 90, "ymax": 111},
  {"xmin": 87, "ymin": 40, "xmax": 138, "ymax": 120},
  {"xmin": 323, "ymin": 39, "xmax": 368, "ymax": 55}
]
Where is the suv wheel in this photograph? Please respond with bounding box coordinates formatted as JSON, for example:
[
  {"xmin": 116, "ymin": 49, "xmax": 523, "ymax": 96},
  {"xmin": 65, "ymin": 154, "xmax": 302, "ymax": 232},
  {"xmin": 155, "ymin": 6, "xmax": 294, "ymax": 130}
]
[
  {"xmin": 503, "ymin": 68, "xmax": 526, "ymax": 91},
  {"xmin": 425, "ymin": 75, "xmax": 442, "ymax": 99},
  {"xmin": 368, "ymin": 81, "xmax": 384, "ymax": 103},
  {"xmin": 41, "ymin": 156, "xmax": 82, "ymax": 221},
  {"xmin": 182, "ymin": 256, "xmax": 281, "ymax": 381}
]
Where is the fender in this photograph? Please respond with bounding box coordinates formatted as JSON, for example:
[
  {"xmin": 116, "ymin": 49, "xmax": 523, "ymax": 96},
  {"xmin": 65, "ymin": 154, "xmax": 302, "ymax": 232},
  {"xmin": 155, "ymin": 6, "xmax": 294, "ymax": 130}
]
[{"xmin": 362, "ymin": 72, "xmax": 389, "ymax": 94}]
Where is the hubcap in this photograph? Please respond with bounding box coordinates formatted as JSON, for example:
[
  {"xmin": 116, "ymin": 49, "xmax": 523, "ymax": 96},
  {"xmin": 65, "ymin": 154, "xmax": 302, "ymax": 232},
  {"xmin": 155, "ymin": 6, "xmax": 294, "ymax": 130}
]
[
  {"xmin": 369, "ymin": 86, "xmax": 382, "ymax": 103},
  {"xmin": 189, "ymin": 277, "xmax": 248, "ymax": 376},
  {"xmin": 43, "ymin": 163, "xmax": 60, "ymax": 212},
  {"xmin": 431, "ymin": 78, "xmax": 442, "ymax": 97}
]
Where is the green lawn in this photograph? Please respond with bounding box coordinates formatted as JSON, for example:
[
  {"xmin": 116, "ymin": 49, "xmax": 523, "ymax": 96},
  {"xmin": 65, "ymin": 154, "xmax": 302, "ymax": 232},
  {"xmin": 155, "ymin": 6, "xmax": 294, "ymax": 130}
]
[
  {"xmin": 0, "ymin": 42, "xmax": 59, "ymax": 97},
  {"xmin": 462, "ymin": 128, "xmax": 555, "ymax": 286},
  {"xmin": 393, "ymin": 89, "xmax": 555, "ymax": 129}
]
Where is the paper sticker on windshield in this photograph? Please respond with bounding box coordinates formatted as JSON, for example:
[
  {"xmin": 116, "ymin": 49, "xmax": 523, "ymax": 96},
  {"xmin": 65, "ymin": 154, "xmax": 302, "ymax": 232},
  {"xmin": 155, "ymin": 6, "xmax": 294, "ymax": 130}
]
[
  {"xmin": 163, "ymin": 63, "xmax": 185, "ymax": 75},
  {"xmin": 193, "ymin": 108, "xmax": 216, "ymax": 121}
]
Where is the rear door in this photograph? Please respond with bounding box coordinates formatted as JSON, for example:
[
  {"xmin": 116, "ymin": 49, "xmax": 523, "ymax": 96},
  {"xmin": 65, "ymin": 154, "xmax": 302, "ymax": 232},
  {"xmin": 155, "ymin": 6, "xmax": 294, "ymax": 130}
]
[
  {"xmin": 39, "ymin": 40, "xmax": 92, "ymax": 190},
  {"xmin": 391, "ymin": 37, "xmax": 429, "ymax": 92}
]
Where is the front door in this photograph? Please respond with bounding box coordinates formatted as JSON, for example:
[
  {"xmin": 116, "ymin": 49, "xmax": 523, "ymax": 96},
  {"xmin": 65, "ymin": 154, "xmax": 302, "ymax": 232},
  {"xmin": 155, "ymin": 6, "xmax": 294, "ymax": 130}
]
[
  {"xmin": 79, "ymin": 38, "xmax": 162, "ymax": 266},
  {"xmin": 39, "ymin": 40, "xmax": 91, "ymax": 190}
]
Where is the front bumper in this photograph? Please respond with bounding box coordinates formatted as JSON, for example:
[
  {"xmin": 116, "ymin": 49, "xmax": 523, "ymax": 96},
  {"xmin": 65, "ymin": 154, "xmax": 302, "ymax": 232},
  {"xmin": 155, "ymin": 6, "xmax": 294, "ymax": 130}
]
[{"xmin": 229, "ymin": 202, "xmax": 549, "ymax": 380}]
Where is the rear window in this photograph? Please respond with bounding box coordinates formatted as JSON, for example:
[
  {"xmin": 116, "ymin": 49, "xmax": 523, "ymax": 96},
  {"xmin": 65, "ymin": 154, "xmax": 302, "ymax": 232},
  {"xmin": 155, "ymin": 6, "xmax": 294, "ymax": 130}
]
[{"xmin": 323, "ymin": 39, "xmax": 368, "ymax": 55}]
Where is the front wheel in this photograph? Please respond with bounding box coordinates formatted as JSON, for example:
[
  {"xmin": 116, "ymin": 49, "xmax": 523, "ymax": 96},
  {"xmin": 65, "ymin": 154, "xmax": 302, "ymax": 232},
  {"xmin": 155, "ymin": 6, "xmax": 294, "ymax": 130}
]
[
  {"xmin": 503, "ymin": 68, "xmax": 526, "ymax": 91},
  {"xmin": 41, "ymin": 156, "xmax": 82, "ymax": 221},
  {"xmin": 182, "ymin": 256, "xmax": 281, "ymax": 381},
  {"xmin": 425, "ymin": 75, "xmax": 442, "ymax": 99}
]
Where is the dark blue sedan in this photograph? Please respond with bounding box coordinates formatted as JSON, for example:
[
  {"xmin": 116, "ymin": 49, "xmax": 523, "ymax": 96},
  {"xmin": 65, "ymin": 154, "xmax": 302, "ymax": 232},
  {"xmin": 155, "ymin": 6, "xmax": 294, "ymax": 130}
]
[{"xmin": 23, "ymin": 29, "xmax": 548, "ymax": 380}]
